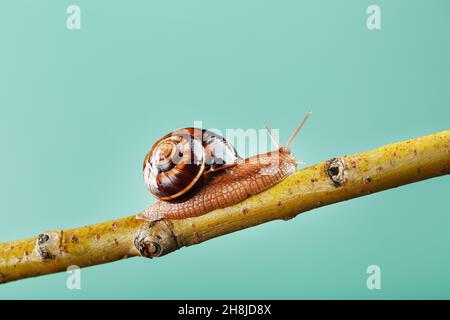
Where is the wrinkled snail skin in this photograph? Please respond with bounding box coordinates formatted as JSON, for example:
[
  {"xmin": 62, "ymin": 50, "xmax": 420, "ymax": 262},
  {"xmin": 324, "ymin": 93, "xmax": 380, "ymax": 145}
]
[{"xmin": 137, "ymin": 147, "xmax": 297, "ymax": 222}]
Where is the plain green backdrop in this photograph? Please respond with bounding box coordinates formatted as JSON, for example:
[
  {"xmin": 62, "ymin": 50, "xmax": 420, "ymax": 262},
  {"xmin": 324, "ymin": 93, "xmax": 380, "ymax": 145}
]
[{"xmin": 0, "ymin": 0, "xmax": 449, "ymax": 299}]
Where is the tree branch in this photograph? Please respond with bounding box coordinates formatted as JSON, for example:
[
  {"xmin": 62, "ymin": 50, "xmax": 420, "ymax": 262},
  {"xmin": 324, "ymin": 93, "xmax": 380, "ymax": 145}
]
[{"xmin": 1, "ymin": 130, "xmax": 449, "ymax": 284}]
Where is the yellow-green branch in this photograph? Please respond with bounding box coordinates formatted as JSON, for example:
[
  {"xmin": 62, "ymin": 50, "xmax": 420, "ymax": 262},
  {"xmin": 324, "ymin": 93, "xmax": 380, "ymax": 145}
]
[{"xmin": 1, "ymin": 130, "xmax": 449, "ymax": 284}]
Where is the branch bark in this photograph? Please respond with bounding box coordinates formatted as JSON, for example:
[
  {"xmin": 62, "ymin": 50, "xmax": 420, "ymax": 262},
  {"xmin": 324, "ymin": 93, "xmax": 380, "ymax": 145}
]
[{"xmin": 1, "ymin": 130, "xmax": 449, "ymax": 284}]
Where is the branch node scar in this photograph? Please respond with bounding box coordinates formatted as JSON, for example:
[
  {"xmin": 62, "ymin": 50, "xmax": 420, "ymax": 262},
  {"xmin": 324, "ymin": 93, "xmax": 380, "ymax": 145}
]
[
  {"xmin": 36, "ymin": 233, "xmax": 54, "ymax": 260},
  {"xmin": 326, "ymin": 158, "xmax": 347, "ymax": 187},
  {"xmin": 134, "ymin": 221, "xmax": 178, "ymax": 258}
]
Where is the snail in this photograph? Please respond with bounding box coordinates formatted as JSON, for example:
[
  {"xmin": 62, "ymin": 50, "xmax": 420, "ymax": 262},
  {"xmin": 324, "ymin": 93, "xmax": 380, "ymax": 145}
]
[{"xmin": 137, "ymin": 112, "xmax": 312, "ymax": 222}]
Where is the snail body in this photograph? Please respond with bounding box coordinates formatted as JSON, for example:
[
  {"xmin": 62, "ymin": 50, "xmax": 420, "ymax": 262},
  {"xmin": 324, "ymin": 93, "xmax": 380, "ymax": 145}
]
[
  {"xmin": 138, "ymin": 147, "xmax": 296, "ymax": 221},
  {"xmin": 137, "ymin": 113, "xmax": 312, "ymax": 222}
]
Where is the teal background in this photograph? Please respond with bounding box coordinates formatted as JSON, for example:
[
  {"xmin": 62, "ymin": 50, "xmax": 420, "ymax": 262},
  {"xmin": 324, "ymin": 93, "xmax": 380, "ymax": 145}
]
[{"xmin": 0, "ymin": 0, "xmax": 449, "ymax": 299}]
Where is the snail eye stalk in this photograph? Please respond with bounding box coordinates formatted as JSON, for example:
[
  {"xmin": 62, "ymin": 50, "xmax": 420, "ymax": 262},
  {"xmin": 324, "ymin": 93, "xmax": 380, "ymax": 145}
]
[{"xmin": 287, "ymin": 111, "xmax": 312, "ymax": 149}]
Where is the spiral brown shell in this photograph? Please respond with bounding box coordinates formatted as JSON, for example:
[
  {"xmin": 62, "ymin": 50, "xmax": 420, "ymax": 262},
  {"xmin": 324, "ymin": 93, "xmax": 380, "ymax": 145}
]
[{"xmin": 143, "ymin": 128, "xmax": 240, "ymax": 201}]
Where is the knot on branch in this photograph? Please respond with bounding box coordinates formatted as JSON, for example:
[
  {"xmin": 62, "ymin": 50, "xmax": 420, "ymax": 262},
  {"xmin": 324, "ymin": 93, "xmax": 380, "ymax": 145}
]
[
  {"xmin": 36, "ymin": 231, "xmax": 61, "ymax": 260},
  {"xmin": 326, "ymin": 158, "xmax": 347, "ymax": 187},
  {"xmin": 134, "ymin": 220, "xmax": 178, "ymax": 259}
]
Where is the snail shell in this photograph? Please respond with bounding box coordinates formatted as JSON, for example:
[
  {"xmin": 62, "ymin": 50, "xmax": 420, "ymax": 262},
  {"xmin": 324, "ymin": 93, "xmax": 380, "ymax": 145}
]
[{"xmin": 143, "ymin": 128, "xmax": 240, "ymax": 201}]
